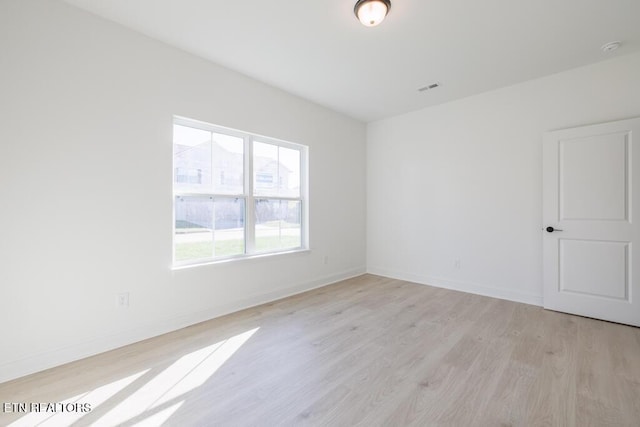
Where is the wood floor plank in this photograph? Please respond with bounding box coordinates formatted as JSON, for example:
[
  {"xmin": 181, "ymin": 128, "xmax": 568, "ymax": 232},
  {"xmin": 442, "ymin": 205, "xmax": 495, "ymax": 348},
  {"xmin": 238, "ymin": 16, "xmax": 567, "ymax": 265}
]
[
  {"xmin": 479, "ymin": 304, "xmax": 547, "ymax": 426},
  {"xmin": 1, "ymin": 274, "xmax": 640, "ymax": 426}
]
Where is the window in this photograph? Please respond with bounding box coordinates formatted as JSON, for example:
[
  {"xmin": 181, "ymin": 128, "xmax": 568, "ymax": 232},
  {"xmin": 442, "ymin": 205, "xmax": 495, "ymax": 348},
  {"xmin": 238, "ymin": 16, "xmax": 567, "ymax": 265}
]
[{"xmin": 173, "ymin": 117, "xmax": 308, "ymax": 266}]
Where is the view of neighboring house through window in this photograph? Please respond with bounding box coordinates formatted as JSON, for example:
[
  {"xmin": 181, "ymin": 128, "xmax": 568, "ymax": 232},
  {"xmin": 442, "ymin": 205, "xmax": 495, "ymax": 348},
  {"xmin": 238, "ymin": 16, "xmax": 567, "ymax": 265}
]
[
  {"xmin": 173, "ymin": 117, "xmax": 307, "ymax": 265},
  {"xmin": 253, "ymin": 141, "xmax": 303, "ymax": 252}
]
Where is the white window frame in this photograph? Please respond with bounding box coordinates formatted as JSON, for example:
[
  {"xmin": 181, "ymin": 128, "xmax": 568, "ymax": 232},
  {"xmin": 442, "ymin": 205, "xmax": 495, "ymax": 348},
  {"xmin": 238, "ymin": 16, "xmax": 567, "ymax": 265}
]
[{"xmin": 172, "ymin": 116, "xmax": 309, "ymax": 267}]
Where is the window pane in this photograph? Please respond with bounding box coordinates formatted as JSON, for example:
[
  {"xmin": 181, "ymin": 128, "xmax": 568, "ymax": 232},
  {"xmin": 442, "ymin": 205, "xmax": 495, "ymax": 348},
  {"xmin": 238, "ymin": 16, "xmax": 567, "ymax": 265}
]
[
  {"xmin": 173, "ymin": 125, "xmax": 211, "ymax": 192},
  {"xmin": 255, "ymin": 199, "xmax": 301, "ymax": 252},
  {"xmin": 212, "ymin": 132, "xmax": 244, "ymax": 194},
  {"xmin": 175, "ymin": 196, "xmax": 245, "ymax": 262},
  {"xmin": 175, "ymin": 196, "xmax": 213, "ymax": 262}
]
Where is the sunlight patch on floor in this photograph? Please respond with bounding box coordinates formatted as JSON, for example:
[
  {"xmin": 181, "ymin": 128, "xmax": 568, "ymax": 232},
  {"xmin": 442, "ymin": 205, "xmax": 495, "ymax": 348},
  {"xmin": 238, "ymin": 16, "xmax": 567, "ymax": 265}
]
[
  {"xmin": 93, "ymin": 327, "xmax": 259, "ymax": 426},
  {"xmin": 8, "ymin": 370, "xmax": 149, "ymax": 427}
]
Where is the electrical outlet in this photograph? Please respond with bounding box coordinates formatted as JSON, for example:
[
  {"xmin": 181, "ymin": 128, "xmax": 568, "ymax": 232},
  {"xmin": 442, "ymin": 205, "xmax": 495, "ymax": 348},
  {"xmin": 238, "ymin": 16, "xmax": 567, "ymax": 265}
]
[
  {"xmin": 454, "ymin": 258, "xmax": 461, "ymax": 270},
  {"xmin": 117, "ymin": 292, "xmax": 129, "ymax": 309},
  {"xmin": 323, "ymin": 255, "xmax": 329, "ymax": 265}
]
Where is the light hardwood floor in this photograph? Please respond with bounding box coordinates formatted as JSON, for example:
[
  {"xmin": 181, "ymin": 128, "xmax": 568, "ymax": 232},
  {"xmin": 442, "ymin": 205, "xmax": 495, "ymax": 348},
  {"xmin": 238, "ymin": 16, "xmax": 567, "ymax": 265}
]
[{"xmin": 1, "ymin": 274, "xmax": 640, "ymax": 426}]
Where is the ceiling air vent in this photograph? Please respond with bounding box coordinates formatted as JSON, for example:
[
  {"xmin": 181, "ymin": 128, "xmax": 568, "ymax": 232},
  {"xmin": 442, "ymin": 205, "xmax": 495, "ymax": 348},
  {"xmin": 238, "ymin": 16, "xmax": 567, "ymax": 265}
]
[
  {"xmin": 601, "ymin": 41, "xmax": 621, "ymax": 52},
  {"xmin": 418, "ymin": 82, "xmax": 440, "ymax": 92}
]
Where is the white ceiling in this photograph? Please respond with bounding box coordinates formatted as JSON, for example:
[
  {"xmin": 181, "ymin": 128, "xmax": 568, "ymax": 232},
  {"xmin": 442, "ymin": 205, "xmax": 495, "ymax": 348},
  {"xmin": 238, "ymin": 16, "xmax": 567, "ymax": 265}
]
[{"xmin": 62, "ymin": 0, "xmax": 640, "ymax": 122}]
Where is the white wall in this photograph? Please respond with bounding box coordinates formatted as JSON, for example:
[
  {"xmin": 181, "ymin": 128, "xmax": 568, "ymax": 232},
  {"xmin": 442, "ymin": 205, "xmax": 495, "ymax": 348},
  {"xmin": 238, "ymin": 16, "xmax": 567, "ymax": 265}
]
[
  {"xmin": 0, "ymin": 0, "xmax": 366, "ymax": 383},
  {"xmin": 367, "ymin": 52, "xmax": 640, "ymax": 305}
]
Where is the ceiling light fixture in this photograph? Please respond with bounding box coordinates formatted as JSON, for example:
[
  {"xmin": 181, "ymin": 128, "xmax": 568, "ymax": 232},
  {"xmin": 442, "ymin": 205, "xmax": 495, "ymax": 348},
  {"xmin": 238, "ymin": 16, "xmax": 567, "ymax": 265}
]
[{"xmin": 354, "ymin": 0, "xmax": 391, "ymax": 27}]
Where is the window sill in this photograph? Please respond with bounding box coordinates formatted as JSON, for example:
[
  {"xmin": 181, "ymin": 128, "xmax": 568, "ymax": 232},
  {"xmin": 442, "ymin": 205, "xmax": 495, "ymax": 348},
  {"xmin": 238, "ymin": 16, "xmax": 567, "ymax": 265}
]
[{"xmin": 171, "ymin": 248, "xmax": 311, "ymax": 271}]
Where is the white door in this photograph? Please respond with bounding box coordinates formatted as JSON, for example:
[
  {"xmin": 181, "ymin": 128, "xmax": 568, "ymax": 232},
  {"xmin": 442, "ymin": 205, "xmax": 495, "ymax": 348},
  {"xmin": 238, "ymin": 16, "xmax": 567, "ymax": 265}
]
[{"xmin": 543, "ymin": 117, "xmax": 640, "ymax": 327}]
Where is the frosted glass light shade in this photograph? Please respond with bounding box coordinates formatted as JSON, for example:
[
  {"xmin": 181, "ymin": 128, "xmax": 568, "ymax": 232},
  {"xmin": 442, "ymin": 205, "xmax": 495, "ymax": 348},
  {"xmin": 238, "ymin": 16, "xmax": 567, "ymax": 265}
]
[{"xmin": 354, "ymin": 0, "xmax": 390, "ymax": 27}]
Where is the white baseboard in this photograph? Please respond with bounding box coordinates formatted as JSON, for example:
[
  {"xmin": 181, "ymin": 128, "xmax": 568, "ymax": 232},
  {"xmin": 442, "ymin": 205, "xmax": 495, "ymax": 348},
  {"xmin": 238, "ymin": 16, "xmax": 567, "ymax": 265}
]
[
  {"xmin": 0, "ymin": 267, "xmax": 366, "ymax": 384},
  {"xmin": 367, "ymin": 267, "xmax": 543, "ymax": 307}
]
